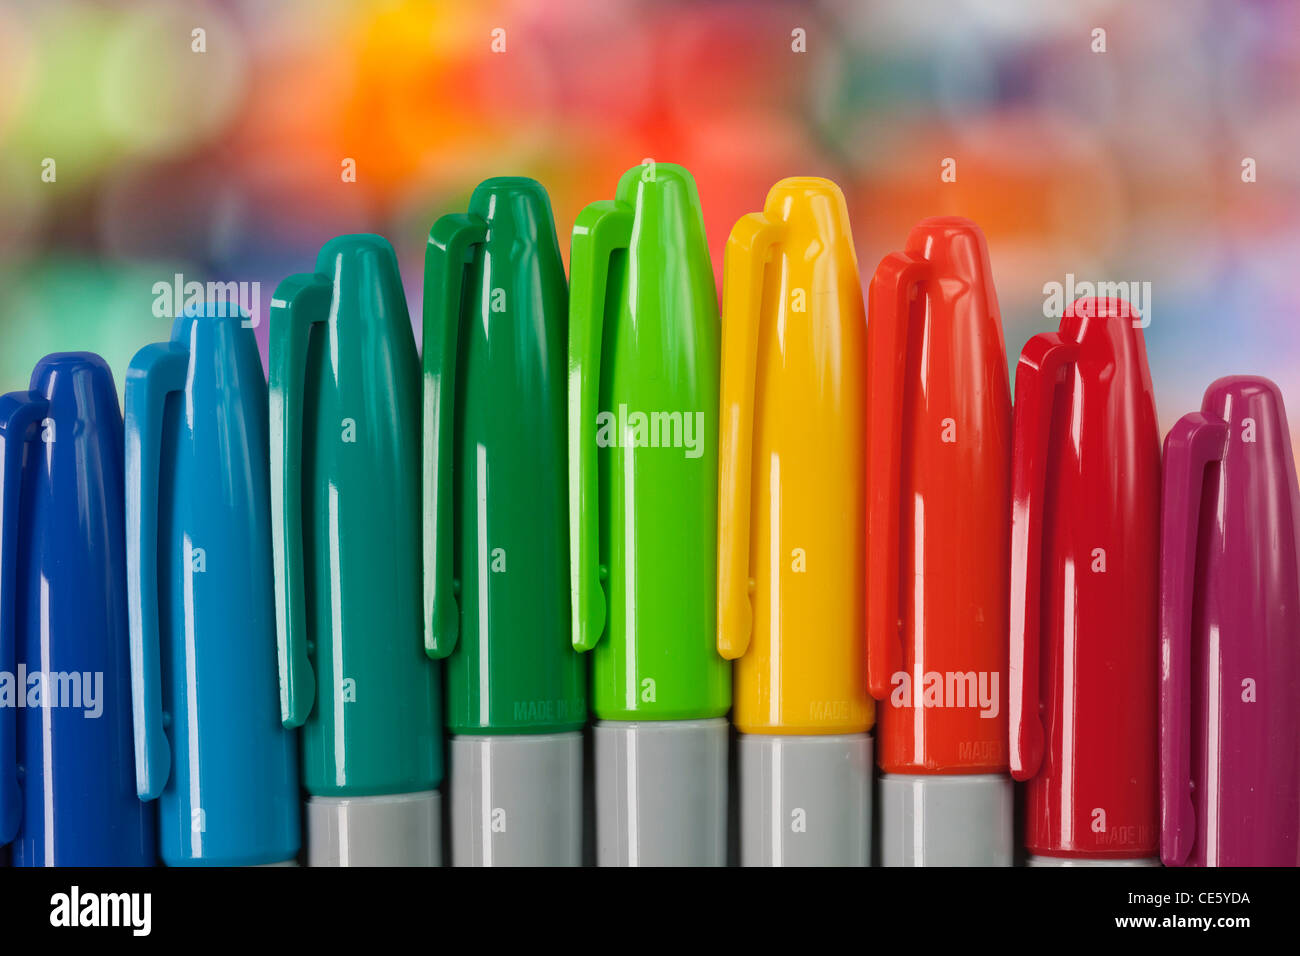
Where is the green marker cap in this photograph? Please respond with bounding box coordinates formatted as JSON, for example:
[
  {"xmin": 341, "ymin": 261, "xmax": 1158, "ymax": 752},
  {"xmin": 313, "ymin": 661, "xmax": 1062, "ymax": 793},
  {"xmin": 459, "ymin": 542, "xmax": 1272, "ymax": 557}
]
[
  {"xmin": 568, "ymin": 162, "xmax": 731, "ymax": 721},
  {"xmin": 270, "ymin": 235, "xmax": 443, "ymax": 799},
  {"xmin": 423, "ymin": 177, "xmax": 586, "ymax": 735}
]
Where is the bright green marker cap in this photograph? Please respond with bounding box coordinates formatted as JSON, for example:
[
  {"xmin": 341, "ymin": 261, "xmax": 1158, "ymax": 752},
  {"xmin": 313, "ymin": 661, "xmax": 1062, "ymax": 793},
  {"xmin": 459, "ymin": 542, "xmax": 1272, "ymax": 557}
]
[{"xmin": 568, "ymin": 162, "xmax": 730, "ymax": 721}]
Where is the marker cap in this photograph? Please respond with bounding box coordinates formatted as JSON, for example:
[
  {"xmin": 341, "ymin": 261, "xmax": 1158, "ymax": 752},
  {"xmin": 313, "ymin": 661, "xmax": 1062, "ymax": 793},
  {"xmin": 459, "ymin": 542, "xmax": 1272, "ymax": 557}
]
[
  {"xmin": 568, "ymin": 162, "xmax": 729, "ymax": 721},
  {"xmin": 1160, "ymin": 375, "xmax": 1300, "ymax": 866},
  {"xmin": 424, "ymin": 178, "xmax": 585, "ymax": 737},
  {"xmin": 1009, "ymin": 297, "xmax": 1161, "ymax": 859},
  {"xmin": 125, "ymin": 302, "xmax": 300, "ymax": 866},
  {"xmin": 0, "ymin": 354, "xmax": 154, "ymax": 865},
  {"xmin": 866, "ymin": 218, "xmax": 1011, "ymax": 775},
  {"xmin": 270, "ymin": 235, "xmax": 442, "ymax": 802},
  {"xmin": 718, "ymin": 177, "xmax": 871, "ymax": 735}
]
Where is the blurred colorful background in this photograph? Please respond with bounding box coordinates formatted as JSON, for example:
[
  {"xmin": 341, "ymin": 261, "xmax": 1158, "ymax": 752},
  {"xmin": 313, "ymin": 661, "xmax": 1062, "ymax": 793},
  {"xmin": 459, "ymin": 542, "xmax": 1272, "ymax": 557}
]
[{"xmin": 2, "ymin": 0, "xmax": 1298, "ymax": 450}]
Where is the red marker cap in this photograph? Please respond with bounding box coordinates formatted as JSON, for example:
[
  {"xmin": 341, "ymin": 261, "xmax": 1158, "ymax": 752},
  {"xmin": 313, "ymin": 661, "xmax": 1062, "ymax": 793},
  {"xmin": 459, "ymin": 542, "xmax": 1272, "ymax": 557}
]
[
  {"xmin": 867, "ymin": 217, "xmax": 1016, "ymax": 865},
  {"xmin": 1009, "ymin": 297, "xmax": 1161, "ymax": 861}
]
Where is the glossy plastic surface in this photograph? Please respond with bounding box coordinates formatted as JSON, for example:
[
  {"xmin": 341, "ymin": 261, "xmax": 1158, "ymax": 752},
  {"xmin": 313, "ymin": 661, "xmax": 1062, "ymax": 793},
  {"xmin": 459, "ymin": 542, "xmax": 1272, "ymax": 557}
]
[
  {"xmin": 424, "ymin": 177, "xmax": 585, "ymax": 734},
  {"xmin": 718, "ymin": 177, "xmax": 871, "ymax": 735},
  {"xmin": 125, "ymin": 304, "xmax": 301, "ymax": 865},
  {"xmin": 0, "ymin": 354, "xmax": 154, "ymax": 865},
  {"xmin": 1009, "ymin": 297, "xmax": 1161, "ymax": 859},
  {"xmin": 270, "ymin": 235, "xmax": 442, "ymax": 796},
  {"xmin": 568, "ymin": 162, "xmax": 729, "ymax": 720},
  {"xmin": 1160, "ymin": 376, "xmax": 1300, "ymax": 866},
  {"xmin": 866, "ymin": 217, "xmax": 1011, "ymax": 772}
]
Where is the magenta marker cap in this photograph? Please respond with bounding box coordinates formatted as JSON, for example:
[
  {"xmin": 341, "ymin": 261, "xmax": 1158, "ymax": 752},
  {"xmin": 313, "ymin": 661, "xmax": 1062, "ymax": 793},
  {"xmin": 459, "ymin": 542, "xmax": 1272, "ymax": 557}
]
[{"xmin": 1159, "ymin": 375, "xmax": 1300, "ymax": 866}]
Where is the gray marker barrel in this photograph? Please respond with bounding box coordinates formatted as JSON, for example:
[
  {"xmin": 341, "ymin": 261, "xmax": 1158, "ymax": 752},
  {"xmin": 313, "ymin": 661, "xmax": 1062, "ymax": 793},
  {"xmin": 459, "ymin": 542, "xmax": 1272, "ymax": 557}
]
[
  {"xmin": 739, "ymin": 733, "xmax": 872, "ymax": 866},
  {"xmin": 878, "ymin": 772, "xmax": 1014, "ymax": 866},
  {"xmin": 449, "ymin": 732, "xmax": 582, "ymax": 866},
  {"xmin": 594, "ymin": 718, "xmax": 728, "ymax": 866},
  {"xmin": 305, "ymin": 791, "xmax": 441, "ymax": 866}
]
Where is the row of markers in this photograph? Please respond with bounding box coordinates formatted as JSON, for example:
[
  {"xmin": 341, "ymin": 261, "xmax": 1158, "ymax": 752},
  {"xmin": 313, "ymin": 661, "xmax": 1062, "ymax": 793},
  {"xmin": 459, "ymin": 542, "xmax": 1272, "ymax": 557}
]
[{"xmin": 1, "ymin": 167, "xmax": 1297, "ymax": 868}]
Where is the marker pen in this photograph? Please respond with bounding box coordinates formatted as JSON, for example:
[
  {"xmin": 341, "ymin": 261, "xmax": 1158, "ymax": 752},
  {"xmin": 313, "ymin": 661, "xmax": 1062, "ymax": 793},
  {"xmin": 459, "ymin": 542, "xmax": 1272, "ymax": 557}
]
[
  {"xmin": 424, "ymin": 178, "xmax": 586, "ymax": 866},
  {"xmin": 125, "ymin": 302, "xmax": 301, "ymax": 866},
  {"xmin": 568, "ymin": 161, "xmax": 730, "ymax": 866},
  {"xmin": 1009, "ymin": 296, "xmax": 1161, "ymax": 866},
  {"xmin": 270, "ymin": 235, "xmax": 443, "ymax": 866},
  {"xmin": 1160, "ymin": 375, "xmax": 1300, "ymax": 866},
  {"xmin": 718, "ymin": 177, "xmax": 872, "ymax": 866},
  {"xmin": 0, "ymin": 353, "xmax": 154, "ymax": 865},
  {"xmin": 866, "ymin": 218, "xmax": 1014, "ymax": 865}
]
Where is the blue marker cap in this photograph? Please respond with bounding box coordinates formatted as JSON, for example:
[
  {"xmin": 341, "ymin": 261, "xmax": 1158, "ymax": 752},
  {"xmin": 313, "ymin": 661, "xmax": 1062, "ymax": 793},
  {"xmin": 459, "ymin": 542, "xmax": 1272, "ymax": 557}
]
[
  {"xmin": 0, "ymin": 353, "xmax": 154, "ymax": 866},
  {"xmin": 125, "ymin": 303, "xmax": 300, "ymax": 866}
]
